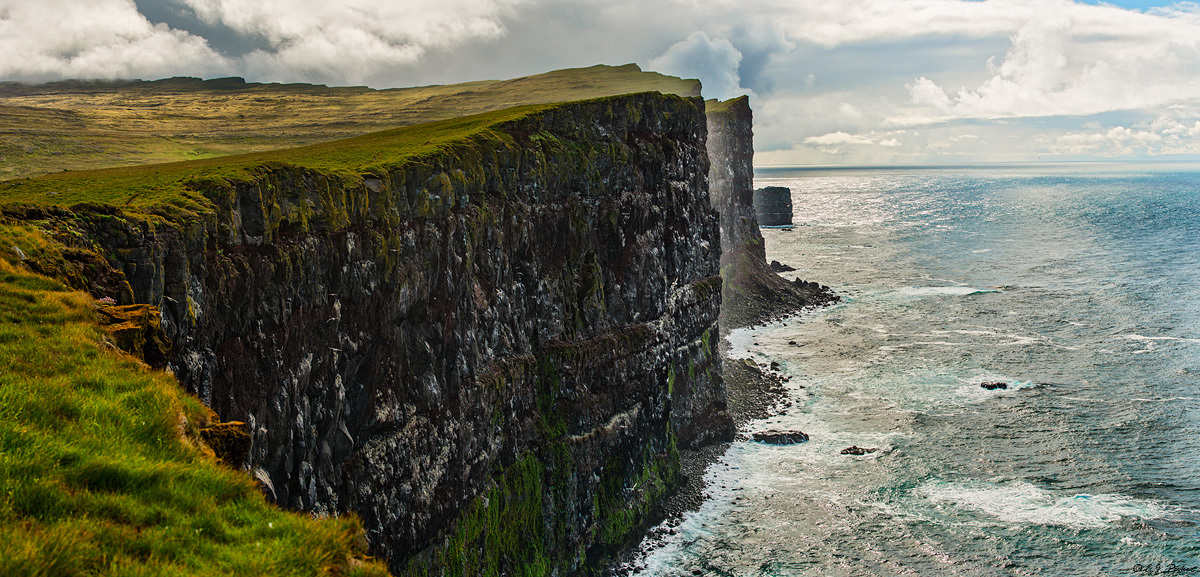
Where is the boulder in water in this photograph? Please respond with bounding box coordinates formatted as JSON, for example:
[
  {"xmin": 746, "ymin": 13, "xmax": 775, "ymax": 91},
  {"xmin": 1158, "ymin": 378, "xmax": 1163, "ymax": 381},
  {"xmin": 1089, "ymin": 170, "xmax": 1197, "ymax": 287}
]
[
  {"xmin": 752, "ymin": 430, "xmax": 809, "ymax": 444},
  {"xmin": 770, "ymin": 260, "xmax": 796, "ymax": 272},
  {"xmin": 841, "ymin": 446, "xmax": 878, "ymax": 456},
  {"xmin": 754, "ymin": 186, "xmax": 793, "ymax": 226},
  {"xmin": 981, "ymin": 381, "xmax": 1009, "ymax": 390}
]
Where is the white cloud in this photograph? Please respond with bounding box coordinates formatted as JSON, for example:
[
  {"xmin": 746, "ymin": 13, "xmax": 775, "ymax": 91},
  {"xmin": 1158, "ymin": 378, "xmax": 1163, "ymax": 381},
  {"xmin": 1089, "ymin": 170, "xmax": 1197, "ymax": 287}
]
[
  {"xmin": 0, "ymin": 0, "xmax": 227, "ymax": 81},
  {"xmin": 896, "ymin": 3, "xmax": 1200, "ymax": 122},
  {"xmin": 1051, "ymin": 109, "xmax": 1200, "ymax": 156},
  {"xmin": 805, "ymin": 131, "xmax": 875, "ymax": 146},
  {"xmin": 649, "ymin": 31, "xmax": 749, "ymax": 101},
  {"xmin": 176, "ymin": 0, "xmax": 521, "ymax": 84},
  {"xmin": 803, "ymin": 130, "xmax": 906, "ymax": 152},
  {"xmin": 838, "ymin": 102, "xmax": 864, "ymax": 119}
]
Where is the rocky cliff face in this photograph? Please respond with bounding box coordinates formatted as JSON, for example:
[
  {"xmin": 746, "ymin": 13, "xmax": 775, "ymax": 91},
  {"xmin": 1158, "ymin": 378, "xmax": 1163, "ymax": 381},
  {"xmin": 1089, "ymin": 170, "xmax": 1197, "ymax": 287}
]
[
  {"xmin": 49, "ymin": 93, "xmax": 731, "ymax": 575},
  {"xmin": 706, "ymin": 97, "xmax": 834, "ymax": 328}
]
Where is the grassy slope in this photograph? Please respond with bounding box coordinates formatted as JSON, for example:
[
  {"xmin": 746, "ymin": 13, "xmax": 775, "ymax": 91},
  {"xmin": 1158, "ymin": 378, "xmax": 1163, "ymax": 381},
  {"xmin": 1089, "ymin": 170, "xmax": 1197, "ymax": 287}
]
[
  {"xmin": 0, "ymin": 223, "xmax": 388, "ymax": 576},
  {"xmin": 0, "ymin": 64, "xmax": 699, "ymax": 180},
  {"xmin": 0, "ymin": 102, "xmax": 559, "ymax": 218}
]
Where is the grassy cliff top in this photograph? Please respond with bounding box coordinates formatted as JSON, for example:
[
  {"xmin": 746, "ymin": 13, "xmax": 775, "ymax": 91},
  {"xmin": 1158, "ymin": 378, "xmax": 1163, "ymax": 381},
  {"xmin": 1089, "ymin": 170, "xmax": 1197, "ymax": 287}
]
[
  {"xmin": 1, "ymin": 64, "xmax": 700, "ymax": 180},
  {"xmin": 1, "ymin": 101, "xmax": 560, "ymax": 217}
]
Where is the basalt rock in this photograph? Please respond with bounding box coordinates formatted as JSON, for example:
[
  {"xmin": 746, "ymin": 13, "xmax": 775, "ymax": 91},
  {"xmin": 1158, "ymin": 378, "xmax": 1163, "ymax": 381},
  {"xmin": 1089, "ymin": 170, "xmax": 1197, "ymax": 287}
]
[
  {"xmin": 38, "ymin": 93, "xmax": 730, "ymax": 576},
  {"xmin": 981, "ymin": 381, "xmax": 1009, "ymax": 390},
  {"xmin": 96, "ymin": 303, "xmax": 172, "ymax": 367},
  {"xmin": 751, "ymin": 430, "xmax": 809, "ymax": 445},
  {"xmin": 199, "ymin": 417, "xmax": 252, "ymax": 465},
  {"xmin": 706, "ymin": 97, "xmax": 836, "ymax": 329},
  {"xmin": 840, "ymin": 446, "xmax": 878, "ymax": 456},
  {"xmin": 753, "ymin": 186, "xmax": 793, "ymax": 226}
]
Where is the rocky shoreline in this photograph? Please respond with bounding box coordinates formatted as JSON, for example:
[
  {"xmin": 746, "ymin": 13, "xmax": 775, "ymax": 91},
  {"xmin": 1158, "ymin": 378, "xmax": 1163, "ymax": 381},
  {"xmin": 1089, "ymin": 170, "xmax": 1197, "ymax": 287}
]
[{"xmin": 607, "ymin": 281, "xmax": 838, "ymax": 575}]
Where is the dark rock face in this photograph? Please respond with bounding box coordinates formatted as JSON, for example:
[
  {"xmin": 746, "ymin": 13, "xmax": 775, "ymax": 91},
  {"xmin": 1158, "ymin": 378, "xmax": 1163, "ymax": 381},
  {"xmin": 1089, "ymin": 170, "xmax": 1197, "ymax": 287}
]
[
  {"xmin": 753, "ymin": 186, "xmax": 792, "ymax": 226},
  {"xmin": 769, "ymin": 260, "xmax": 795, "ymax": 272},
  {"xmin": 706, "ymin": 98, "xmax": 836, "ymax": 329},
  {"xmin": 62, "ymin": 94, "xmax": 730, "ymax": 575},
  {"xmin": 751, "ymin": 430, "xmax": 809, "ymax": 444}
]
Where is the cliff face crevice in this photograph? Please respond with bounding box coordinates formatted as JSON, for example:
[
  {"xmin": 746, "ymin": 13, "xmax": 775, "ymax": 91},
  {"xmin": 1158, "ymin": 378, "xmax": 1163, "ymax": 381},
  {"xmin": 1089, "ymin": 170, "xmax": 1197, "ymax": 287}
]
[{"xmin": 56, "ymin": 93, "xmax": 731, "ymax": 574}]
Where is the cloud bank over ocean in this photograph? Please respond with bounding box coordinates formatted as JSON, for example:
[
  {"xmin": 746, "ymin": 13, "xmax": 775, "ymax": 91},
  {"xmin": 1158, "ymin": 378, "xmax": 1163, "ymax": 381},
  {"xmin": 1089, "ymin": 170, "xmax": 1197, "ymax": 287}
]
[{"xmin": 5, "ymin": 0, "xmax": 1200, "ymax": 164}]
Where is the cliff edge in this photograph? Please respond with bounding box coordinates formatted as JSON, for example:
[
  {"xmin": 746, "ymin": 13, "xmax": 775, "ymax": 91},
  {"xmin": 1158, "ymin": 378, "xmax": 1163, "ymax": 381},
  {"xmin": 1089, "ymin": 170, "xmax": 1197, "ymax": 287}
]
[{"xmin": 1, "ymin": 92, "xmax": 731, "ymax": 576}]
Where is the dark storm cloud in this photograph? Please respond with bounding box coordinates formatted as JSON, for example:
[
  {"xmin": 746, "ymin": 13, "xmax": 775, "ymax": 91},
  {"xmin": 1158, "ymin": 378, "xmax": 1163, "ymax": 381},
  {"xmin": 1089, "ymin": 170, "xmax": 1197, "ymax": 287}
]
[{"xmin": 133, "ymin": 0, "xmax": 270, "ymax": 57}]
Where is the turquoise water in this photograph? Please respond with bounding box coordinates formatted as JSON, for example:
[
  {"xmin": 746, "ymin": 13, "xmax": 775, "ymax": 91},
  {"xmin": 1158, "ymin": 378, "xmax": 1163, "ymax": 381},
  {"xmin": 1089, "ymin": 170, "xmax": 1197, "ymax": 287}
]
[{"xmin": 632, "ymin": 166, "xmax": 1200, "ymax": 576}]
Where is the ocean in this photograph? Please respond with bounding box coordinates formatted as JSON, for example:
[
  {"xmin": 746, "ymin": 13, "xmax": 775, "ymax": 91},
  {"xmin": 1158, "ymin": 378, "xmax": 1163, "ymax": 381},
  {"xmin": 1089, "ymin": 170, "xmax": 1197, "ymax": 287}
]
[{"xmin": 630, "ymin": 165, "xmax": 1200, "ymax": 576}]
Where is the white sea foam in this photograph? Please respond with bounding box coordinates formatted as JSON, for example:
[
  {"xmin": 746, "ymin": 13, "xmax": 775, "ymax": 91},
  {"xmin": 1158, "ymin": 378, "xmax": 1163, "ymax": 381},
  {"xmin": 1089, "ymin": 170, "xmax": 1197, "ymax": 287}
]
[
  {"xmin": 1123, "ymin": 334, "xmax": 1200, "ymax": 344},
  {"xmin": 1128, "ymin": 396, "xmax": 1200, "ymax": 403},
  {"xmin": 917, "ymin": 479, "xmax": 1166, "ymax": 529},
  {"xmin": 896, "ymin": 286, "xmax": 1000, "ymax": 298}
]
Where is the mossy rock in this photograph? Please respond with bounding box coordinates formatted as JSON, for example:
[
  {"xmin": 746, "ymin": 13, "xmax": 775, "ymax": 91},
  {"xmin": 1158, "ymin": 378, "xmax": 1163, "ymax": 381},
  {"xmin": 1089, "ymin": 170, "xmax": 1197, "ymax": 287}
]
[
  {"xmin": 96, "ymin": 303, "xmax": 171, "ymax": 366},
  {"xmin": 199, "ymin": 420, "xmax": 252, "ymax": 466}
]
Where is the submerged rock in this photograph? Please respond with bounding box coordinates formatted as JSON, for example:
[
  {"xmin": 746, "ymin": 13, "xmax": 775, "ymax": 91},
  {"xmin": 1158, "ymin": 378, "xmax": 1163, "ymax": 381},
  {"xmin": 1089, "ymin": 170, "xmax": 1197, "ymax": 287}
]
[
  {"xmin": 752, "ymin": 430, "xmax": 809, "ymax": 445},
  {"xmin": 981, "ymin": 381, "xmax": 1009, "ymax": 390},
  {"xmin": 840, "ymin": 446, "xmax": 878, "ymax": 456}
]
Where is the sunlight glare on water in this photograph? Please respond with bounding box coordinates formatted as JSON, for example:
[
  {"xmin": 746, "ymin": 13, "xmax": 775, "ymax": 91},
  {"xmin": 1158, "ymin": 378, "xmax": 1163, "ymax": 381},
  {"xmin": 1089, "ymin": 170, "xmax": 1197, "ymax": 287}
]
[{"xmin": 630, "ymin": 165, "xmax": 1200, "ymax": 577}]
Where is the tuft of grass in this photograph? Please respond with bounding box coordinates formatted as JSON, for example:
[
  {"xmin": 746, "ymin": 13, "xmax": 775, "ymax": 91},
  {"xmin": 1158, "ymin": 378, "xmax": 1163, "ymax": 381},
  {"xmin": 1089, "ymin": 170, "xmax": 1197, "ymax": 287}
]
[{"xmin": 0, "ymin": 222, "xmax": 389, "ymax": 577}]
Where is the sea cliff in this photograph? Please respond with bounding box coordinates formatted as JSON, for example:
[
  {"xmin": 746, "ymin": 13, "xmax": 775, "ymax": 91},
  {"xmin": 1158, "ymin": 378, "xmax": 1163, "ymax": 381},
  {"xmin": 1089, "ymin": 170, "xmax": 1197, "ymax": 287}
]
[
  {"xmin": 706, "ymin": 97, "xmax": 833, "ymax": 329},
  {"xmin": 2, "ymin": 92, "xmax": 731, "ymax": 575}
]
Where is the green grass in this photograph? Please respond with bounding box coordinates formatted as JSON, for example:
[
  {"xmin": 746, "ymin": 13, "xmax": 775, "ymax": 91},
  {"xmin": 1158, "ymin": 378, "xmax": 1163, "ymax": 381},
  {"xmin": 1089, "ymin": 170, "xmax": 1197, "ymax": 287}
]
[
  {"xmin": 0, "ymin": 64, "xmax": 700, "ymax": 180},
  {"xmin": 0, "ymin": 101, "xmax": 560, "ymax": 218},
  {"xmin": 703, "ymin": 95, "xmax": 748, "ymax": 115},
  {"xmin": 0, "ymin": 223, "xmax": 389, "ymax": 577}
]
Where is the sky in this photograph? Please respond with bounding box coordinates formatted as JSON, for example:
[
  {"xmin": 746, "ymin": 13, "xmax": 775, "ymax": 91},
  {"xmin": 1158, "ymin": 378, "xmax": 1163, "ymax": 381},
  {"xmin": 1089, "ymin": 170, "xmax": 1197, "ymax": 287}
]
[{"xmin": 4, "ymin": 0, "xmax": 1200, "ymax": 165}]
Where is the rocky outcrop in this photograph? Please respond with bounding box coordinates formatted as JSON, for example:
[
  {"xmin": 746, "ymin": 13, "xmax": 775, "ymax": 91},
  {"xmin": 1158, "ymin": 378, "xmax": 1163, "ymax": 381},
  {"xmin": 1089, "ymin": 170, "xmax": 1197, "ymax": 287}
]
[
  {"xmin": 33, "ymin": 93, "xmax": 730, "ymax": 576},
  {"xmin": 751, "ymin": 430, "xmax": 809, "ymax": 445},
  {"xmin": 705, "ymin": 97, "xmax": 835, "ymax": 329},
  {"xmin": 753, "ymin": 186, "xmax": 792, "ymax": 226}
]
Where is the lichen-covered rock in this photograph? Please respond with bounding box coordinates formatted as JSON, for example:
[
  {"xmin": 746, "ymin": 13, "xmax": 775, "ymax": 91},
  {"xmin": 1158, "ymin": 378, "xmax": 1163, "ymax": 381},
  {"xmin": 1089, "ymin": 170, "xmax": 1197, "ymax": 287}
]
[
  {"xmin": 50, "ymin": 93, "xmax": 728, "ymax": 576},
  {"xmin": 199, "ymin": 418, "xmax": 252, "ymax": 465},
  {"xmin": 96, "ymin": 303, "xmax": 171, "ymax": 367}
]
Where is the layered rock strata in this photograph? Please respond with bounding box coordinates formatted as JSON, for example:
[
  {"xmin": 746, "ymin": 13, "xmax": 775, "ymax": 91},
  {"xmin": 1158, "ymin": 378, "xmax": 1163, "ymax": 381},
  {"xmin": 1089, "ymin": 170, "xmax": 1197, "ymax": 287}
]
[{"xmin": 34, "ymin": 93, "xmax": 731, "ymax": 575}]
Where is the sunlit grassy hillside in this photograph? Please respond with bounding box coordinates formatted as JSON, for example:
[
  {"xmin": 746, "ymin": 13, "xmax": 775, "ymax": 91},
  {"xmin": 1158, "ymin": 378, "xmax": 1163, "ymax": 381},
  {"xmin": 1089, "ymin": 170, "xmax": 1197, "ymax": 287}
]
[
  {"xmin": 0, "ymin": 101, "xmax": 559, "ymax": 220},
  {"xmin": 0, "ymin": 222, "xmax": 389, "ymax": 576},
  {"xmin": 0, "ymin": 64, "xmax": 699, "ymax": 180}
]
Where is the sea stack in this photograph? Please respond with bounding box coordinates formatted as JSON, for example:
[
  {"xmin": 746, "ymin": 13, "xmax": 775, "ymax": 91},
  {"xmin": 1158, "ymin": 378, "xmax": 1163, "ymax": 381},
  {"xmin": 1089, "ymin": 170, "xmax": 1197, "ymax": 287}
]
[{"xmin": 754, "ymin": 186, "xmax": 793, "ymax": 226}]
